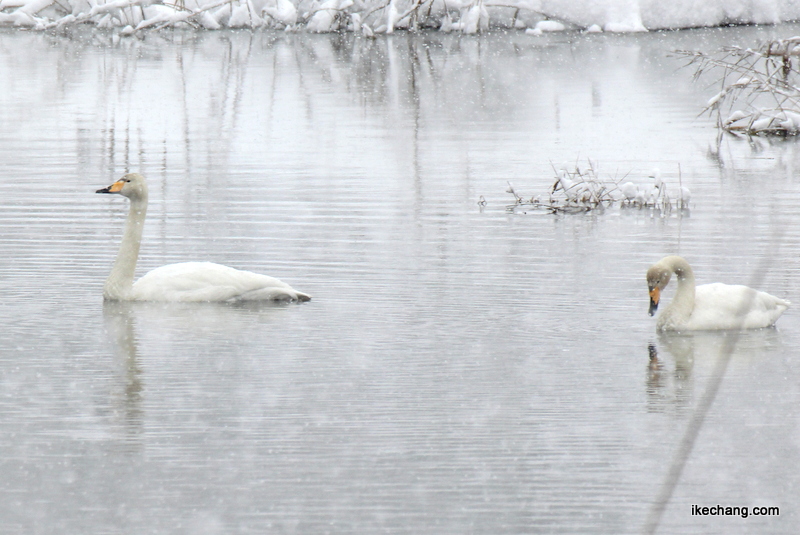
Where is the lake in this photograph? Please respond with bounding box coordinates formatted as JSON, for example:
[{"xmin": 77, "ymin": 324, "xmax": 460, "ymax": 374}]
[{"xmin": 1, "ymin": 24, "xmax": 799, "ymax": 533}]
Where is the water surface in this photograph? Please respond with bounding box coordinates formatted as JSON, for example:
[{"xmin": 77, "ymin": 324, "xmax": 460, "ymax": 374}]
[{"xmin": 1, "ymin": 25, "xmax": 799, "ymax": 533}]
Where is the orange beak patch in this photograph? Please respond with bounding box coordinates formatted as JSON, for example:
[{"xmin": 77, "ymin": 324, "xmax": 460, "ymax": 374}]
[
  {"xmin": 648, "ymin": 287, "xmax": 660, "ymax": 316},
  {"xmin": 96, "ymin": 180, "xmax": 125, "ymax": 194}
]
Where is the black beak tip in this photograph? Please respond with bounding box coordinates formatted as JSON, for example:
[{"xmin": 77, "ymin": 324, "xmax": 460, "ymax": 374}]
[
  {"xmin": 96, "ymin": 187, "xmax": 110, "ymax": 194},
  {"xmin": 648, "ymin": 301, "xmax": 658, "ymax": 317}
]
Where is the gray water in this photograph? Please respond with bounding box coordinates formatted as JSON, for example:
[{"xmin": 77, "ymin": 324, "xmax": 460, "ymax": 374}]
[{"xmin": 1, "ymin": 25, "xmax": 799, "ymax": 534}]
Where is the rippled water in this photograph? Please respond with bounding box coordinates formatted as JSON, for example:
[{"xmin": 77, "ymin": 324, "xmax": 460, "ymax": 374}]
[{"xmin": 2, "ymin": 25, "xmax": 800, "ymax": 533}]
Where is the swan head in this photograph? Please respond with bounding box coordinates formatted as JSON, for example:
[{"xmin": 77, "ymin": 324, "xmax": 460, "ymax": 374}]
[
  {"xmin": 96, "ymin": 173, "xmax": 147, "ymax": 200},
  {"xmin": 646, "ymin": 265, "xmax": 672, "ymax": 316}
]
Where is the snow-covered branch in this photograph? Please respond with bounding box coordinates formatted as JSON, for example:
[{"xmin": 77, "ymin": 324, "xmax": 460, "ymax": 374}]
[
  {"xmin": 6, "ymin": 0, "xmax": 800, "ymax": 34},
  {"xmin": 678, "ymin": 39, "xmax": 800, "ymax": 136},
  {"xmin": 503, "ymin": 162, "xmax": 690, "ymax": 215},
  {"xmin": 0, "ymin": 0, "xmax": 623, "ymax": 33}
]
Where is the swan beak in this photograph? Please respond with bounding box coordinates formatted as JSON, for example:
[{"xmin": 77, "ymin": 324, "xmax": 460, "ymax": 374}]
[
  {"xmin": 648, "ymin": 287, "xmax": 660, "ymax": 316},
  {"xmin": 96, "ymin": 180, "xmax": 125, "ymax": 194}
]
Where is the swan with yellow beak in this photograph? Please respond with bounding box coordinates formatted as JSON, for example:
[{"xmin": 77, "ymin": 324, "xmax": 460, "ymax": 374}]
[{"xmin": 646, "ymin": 255, "xmax": 788, "ymax": 331}]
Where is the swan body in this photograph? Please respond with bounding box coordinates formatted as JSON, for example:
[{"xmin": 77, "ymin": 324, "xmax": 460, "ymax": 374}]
[
  {"xmin": 646, "ymin": 255, "xmax": 788, "ymax": 331},
  {"xmin": 97, "ymin": 173, "xmax": 310, "ymax": 303}
]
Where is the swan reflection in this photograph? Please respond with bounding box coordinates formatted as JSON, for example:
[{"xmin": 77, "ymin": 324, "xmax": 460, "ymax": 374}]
[
  {"xmin": 645, "ymin": 328, "xmax": 783, "ymax": 412},
  {"xmin": 102, "ymin": 301, "xmax": 144, "ymax": 448},
  {"xmin": 102, "ymin": 300, "xmax": 296, "ymax": 448},
  {"xmin": 646, "ymin": 338, "xmax": 693, "ymax": 411}
]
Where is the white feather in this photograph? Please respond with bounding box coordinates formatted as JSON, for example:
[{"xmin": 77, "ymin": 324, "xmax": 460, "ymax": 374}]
[{"xmin": 132, "ymin": 262, "xmax": 305, "ymax": 302}]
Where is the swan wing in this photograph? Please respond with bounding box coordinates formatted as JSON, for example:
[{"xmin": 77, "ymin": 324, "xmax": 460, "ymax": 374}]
[
  {"xmin": 689, "ymin": 283, "xmax": 789, "ymax": 330},
  {"xmin": 131, "ymin": 262, "xmax": 310, "ymax": 302}
]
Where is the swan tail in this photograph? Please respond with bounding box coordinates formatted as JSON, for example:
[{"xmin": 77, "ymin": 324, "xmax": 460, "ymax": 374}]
[{"xmin": 236, "ymin": 287, "xmax": 311, "ymax": 302}]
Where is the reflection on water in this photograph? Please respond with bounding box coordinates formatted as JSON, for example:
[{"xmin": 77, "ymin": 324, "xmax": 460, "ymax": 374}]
[
  {"xmin": 2, "ymin": 25, "xmax": 800, "ymax": 534},
  {"xmin": 101, "ymin": 300, "xmax": 300, "ymax": 449},
  {"xmin": 103, "ymin": 302, "xmax": 144, "ymax": 448},
  {"xmin": 646, "ymin": 338, "xmax": 693, "ymax": 411},
  {"xmin": 646, "ymin": 328, "xmax": 786, "ymax": 416}
]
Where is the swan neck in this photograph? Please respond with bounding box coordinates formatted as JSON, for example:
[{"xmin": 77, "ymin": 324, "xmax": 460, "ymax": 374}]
[
  {"xmin": 672, "ymin": 270, "xmax": 696, "ymax": 308},
  {"xmin": 104, "ymin": 196, "xmax": 147, "ymax": 300},
  {"xmin": 663, "ymin": 257, "xmax": 696, "ymax": 323}
]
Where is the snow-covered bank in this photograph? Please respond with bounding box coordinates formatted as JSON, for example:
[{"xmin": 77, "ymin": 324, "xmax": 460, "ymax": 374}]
[{"xmin": 1, "ymin": 0, "xmax": 799, "ymax": 34}]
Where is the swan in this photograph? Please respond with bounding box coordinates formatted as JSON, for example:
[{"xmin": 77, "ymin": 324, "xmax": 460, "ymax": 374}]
[
  {"xmin": 96, "ymin": 173, "xmax": 310, "ymax": 303},
  {"xmin": 646, "ymin": 255, "xmax": 788, "ymax": 331}
]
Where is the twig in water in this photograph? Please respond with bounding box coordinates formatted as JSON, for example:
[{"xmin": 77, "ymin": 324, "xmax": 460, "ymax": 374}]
[
  {"xmin": 500, "ymin": 161, "xmax": 689, "ymax": 215},
  {"xmin": 676, "ymin": 40, "xmax": 800, "ymax": 136}
]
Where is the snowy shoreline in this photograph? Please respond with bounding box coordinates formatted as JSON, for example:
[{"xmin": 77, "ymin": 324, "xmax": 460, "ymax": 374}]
[{"xmin": 1, "ymin": 0, "xmax": 799, "ymax": 35}]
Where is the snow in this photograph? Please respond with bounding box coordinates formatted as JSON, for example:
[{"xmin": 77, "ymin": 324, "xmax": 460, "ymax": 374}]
[
  {"xmin": 537, "ymin": 20, "xmax": 565, "ymax": 31},
  {"xmin": 262, "ymin": 0, "xmax": 297, "ymax": 26},
  {"xmin": 680, "ymin": 187, "xmax": 692, "ymax": 205},
  {"xmin": 706, "ymin": 90, "xmax": 727, "ymax": 109},
  {"xmin": 2, "ymin": 0, "xmax": 800, "ymax": 33},
  {"xmin": 458, "ymin": 2, "xmax": 489, "ymax": 35},
  {"xmin": 385, "ymin": 0, "xmax": 399, "ymax": 33},
  {"xmin": 621, "ymin": 182, "xmax": 638, "ymax": 201}
]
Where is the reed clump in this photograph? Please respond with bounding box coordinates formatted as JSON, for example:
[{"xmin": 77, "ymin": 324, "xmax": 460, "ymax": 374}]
[
  {"xmin": 676, "ymin": 38, "xmax": 800, "ymax": 136},
  {"xmin": 503, "ymin": 161, "xmax": 690, "ymax": 214}
]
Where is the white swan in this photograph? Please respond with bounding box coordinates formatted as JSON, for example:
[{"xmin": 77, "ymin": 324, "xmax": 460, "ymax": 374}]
[
  {"xmin": 646, "ymin": 255, "xmax": 788, "ymax": 331},
  {"xmin": 97, "ymin": 173, "xmax": 310, "ymax": 303}
]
